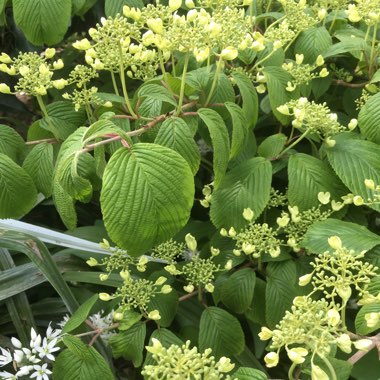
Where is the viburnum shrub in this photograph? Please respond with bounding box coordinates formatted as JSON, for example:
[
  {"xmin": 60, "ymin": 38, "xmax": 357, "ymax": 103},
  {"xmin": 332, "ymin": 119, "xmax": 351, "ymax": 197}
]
[{"xmin": 0, "ymin": 0, "xmax": 380, "ymax": 379}]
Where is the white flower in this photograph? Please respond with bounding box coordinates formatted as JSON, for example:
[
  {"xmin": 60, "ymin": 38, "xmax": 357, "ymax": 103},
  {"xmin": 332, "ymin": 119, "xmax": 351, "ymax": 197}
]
[
  {"xmin": 0, "ymin": 371, "xmax": 17, "ymax": 379},
  {"xmin": 36, "ymin": 338, "xmax": 60, "ymax": 361},
  {"xmin": 88, "ymin": 310, "xmax": 116, "ymax": 343},
  {"xmin": 45, "ymin": 325, "xmax": 61, "ymax": 342},
  {"xmin": 0, "ymin": 348, "xmax": 12, "ymax": 367},
  {"xmin": 11, "ymin": 338, "xmax": 22, "ymax": 349},
  {"xmin": 31, "ymin": 363, "xmax": 52, "ymax": 380},
  {"xmin": 16, "ymin": 365, "xmax": 33, "ymax": 376}
]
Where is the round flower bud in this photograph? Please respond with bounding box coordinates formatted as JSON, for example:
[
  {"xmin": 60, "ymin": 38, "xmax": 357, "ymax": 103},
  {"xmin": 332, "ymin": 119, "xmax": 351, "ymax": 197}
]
[
  {"xmin": 364, "ymin": 179, "xmax": 375, "ymax": 190},
  {"xmin": 34, "ymin": 86, "xmax": 47, "ymax": 96},
  {"xmin": 99, "ymin": 274, "xmax": 109, "ymax": 281},
  {"xmin": 318, "ymin": 191, "xmax": 331, "ymax": 205},
  {"xmin": 210, "ymin": 247, "xmax": 220, "ymax": 256},
  {"xmin": 336, "ymin": 333, "xmax": 352, "ymax": 353},
  {"xmin": 155, "ymin": 276, "xmax": 167, "ymax": 286},
  {"xmin": 52, "ymin": 79, "xmax": 68, "ymax": 90},
  {"xmin": 0, "ymin": 53, "xmax": 12, "ymax": 64},
  {"xmin": 205, "ymin": 283, "xmax": 214, "ymax": 293},
  {"xmin": 224, "ymin": 260, "xmax": 233, "ymax": 270},
  {"xmin": 53, "ymin": 59, "xmax": 64, "ymax": 70},
  {"xmin": 161, "ymin": 284, "xmax": 172, "ymax": 294},
  {"xmin": 264, "ymin": 352, "xmax": 279, "ymax": 368},
  {"xmin": 120, "ymin": 270, "xmax": 131, "ymax": 281},
  {"xmin": 86, "ymin": 257, "xmax": 98, "ymax": 267},
  {"xmin": 220, "ymin": 47, "xmax": 238, "ymax": 61},
  {"xmin": 220, "ymin": 228, "xmax": 228, "ymax": 236},
  {"xmin": 365, "ymin": 312, "xmax": 380, "ymax": 328},
  {"xmin": 169, "ymin": 0, "xmax": 182, "ymax": 11},
  {"xmin": 0, "ymin": 83, "xmax": 11, "ymax": 94},
  {"xmin": 316, "ymin": 55, "xmax": 325, "ymax": 66},
  {"xmin": 113, "ymin": 312, "xmax": 124, "ymax": 321},
  {"xmin": 295, "ymin": 54, "xmax": 304, "ymax": 65},
  {"xmin": 353, "ymin": 195, "xmax": 364, "ymax": 206},
  {"xmin": 73, "ymin": 38, "xmax": 92, "ymax": 50},
  {"xmin": 319, "ymin": 68, "xmax": 329, "ymax": 77},
  {"xmin": 287, "ymin": 347, "xmax": 308, "ymax": 364},
  {"xmin": 44, "ymin": 48, "xmax": 56, "ymax": 59},
  {"xmin": 328, "ymin": 236, "xmax": 342, "ymax": 250},
  {"xmin": 242, "ymin": 207, "xmax": 254, "ymax": 222},
  {"xmin": 147, "ymin": 18, "xmax": 163, "ymax": 34},
  {"xmin": 298, "ymin": 273, "xmax": 312, "ymax": 286},
  {"xmin": 348, "ymin": 118, "xmax": 358, "ymax": 130},
  {"xmin": 331, "ymin": 200, "xmax": 344, "ymax": 211},
  {"xmin": 276, "ymin": 104, "xmax": 290, "ymax": 115},
  {"xmin": 99, "ymin": 292, "xmax": 112, "ymax": 301},
  {"xmin": 183, "ymin": 284, "xmax": 195, "ymax": 293},
  {"xmin": 185, "ymin": 233, "xmax": 197, "ymax": 252},
  {"xmin": 217, "ymin": 357, "xmax": 235, "ymax": 373},
  {"xmin": 148, "ymin": 310, "xmax": 161, "ymax": 320},
  {"xmin": 276, "ymin": 215, "xmax": 290, "ymax": 227},
  {"xmin": 336, "ymin": 285, "xmax": 352, "ymax": 301},
  {"xmin": 146, "ymin": 338, "xmax": 163, "ymax": 354},
  {"xmin": 233, "ymin": 249, "xmax": 241, "ymax": 256},
  {"xmin": 228, "ymin": 227, "xmax": 236, "ymax": 237},
  {"xmin": 325, "ymin": 137, "xmax": 336, "ymax": 147},
  {"xmin": 258, "ymin": 327, "xmax": 273, "ymax": 340},
  {"xmin": 318, "ymin": 8, "xmax": 327, "ymax": 20},
  {"xmin": 327, "ymin": 308, "xmax": 341, "ymax": 326},
  {"xmin": 353, "ymin": 339, "xmax": 372, "ymax": 351},
  {"xmin": 185, "ymin": 0, "xmax": 195, "ymax": 8}
]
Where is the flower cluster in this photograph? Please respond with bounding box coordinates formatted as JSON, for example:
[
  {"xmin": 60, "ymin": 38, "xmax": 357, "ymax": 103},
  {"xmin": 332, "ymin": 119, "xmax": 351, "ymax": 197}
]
[
  {"xmin": 0, "ymin": 50, "xmax": 65, "ymax": 96},
  {"xmin": 259, "ymin": 295, "xmax": 372, "ymax": 377},
  {"xmin": 277, "ymin": 97, "xmax": 358, "ymax": 140},
  {"xmin": 267, "ymin": 188, "xmax": 288, "ymax": 209},
  {"xmin": 346, "ymin": 0, "xmax": 380, "ymax": 25},
  {"xmin": 0, "ymin": 325, "xmax": 61, "ymax": 379},
  {"xmin": 141, "ymin": 339, "xmax": 235, "ymax": 379},
  {"xmin": 151, "ymin": 238, "xmax": 185, "ymax": 263},
  {"xmin": 221, "ymin": 208, "xmax": 282, "ymax": 259},
  {"xmin": 199, "ymin": 183, "xmax": 214, "ymax": 208},
  {"xmin": 282, "ymin": 54, "xmax": 329, "ymax": 91},
  {"xmin": 164, "ymin": 234, "xmax": 225, "ymax": 293}
]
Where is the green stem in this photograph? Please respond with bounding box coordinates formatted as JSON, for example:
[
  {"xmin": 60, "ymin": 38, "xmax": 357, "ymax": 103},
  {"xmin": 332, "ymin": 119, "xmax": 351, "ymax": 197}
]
[
  {"xmin": 176, "ymin": 53, "xmax": 190, "ymax": 115},
  {"xmin": 369, "ymin": 23, "xmax": 378, "ymax": 75},
  {"xmin": 36, "ymin": 95, "xmax": 59, "ymax": 137},
  {"xmin": 328, "ymin": 11, "xmax": 338, "ymax": 33},
  {"xmin": 205, "ymin": 57, "xmax": 224, "ymax": 106},
  {"xmin": 288, "ymin": 361, "xmax": 297, "ymax": 380},
  {"xmin": 277, "ymin": 130, "xmax": 309, "ymax": 158},
  {"xmin": 118, "ymin": 43, "xmax": 137, "ymax": 118},
  {"xmin": 341, "ymin": 302, "xmax": 347, "ymax": 328},
  {"xmin": 158, "ymin": 50, "xmax": 166, "ymax": 75},
  {"xmin": 172, "ymin": 54, "xmax": 177, "ymax": 76},
  {"xmin": 250, "ymin": 48, "xmax": 276, "ymax": 72},
  {"xmin": 319, "ymin": 355, "xmax": 337, "ymax": 380},
  {"xmin": 198, "ymin": 286, "xmax": 203, "ymax": 302},
  {"xmin": 111, "ymin": 71, "xmax": 120, "ymax": 96}
]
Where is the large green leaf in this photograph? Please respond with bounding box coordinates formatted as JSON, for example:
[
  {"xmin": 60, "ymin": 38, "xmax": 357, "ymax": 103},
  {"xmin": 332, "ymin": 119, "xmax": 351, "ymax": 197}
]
[
  {"xmin": 198, "ymin": 108, "xmax": 230, "ymax": 188},
  {"xmin": 233, "ymin": 368, "xmax": 268, "ymax": 380},
  {"xmin": 0, "ymin": 153, "xmax": 37, "ymax": 218},
  {"xmin": 41, "ymin": 102, "xmax": 87, "ymax": 140},
  {"xmin": 82, "ymin": 120, "xmax": 129, "ymax": 145},
  {"xmin": 13, "ymin": 0, "xmax": 71, "ymax": 45},
  {"xmin": 0, "ymin": 124, "xmax": 25, "ymax": 163},
  {"xmin": 155, "ymin": 117, "xmax": 200, "ymax": 175},
  {"xmin": 105, "ymin": 0, "xmax": 144, "ymax": 17},
  {"xmin": 302, "ymin": 219, "xmax": 380, "ymax": 254},
  {"xmin": 323, "ymin": 37, "xmax": 369, "ymax": 58},
  {"xmin": 288, "ymin": 153, "xmax": 347, "ymax": 210},
  {"xmin": 147, "ymin": 290, "xmax": 179, "ymax": 328},
  {"xmin": 23, "ymin": 142, "xmax": 54, "ymax": 197},
  {"xmin": 326, "ymin": 133, "xmax": 380, "ymax": 212},
  {"xmin": 294, "ymin": 26, "xmax": 332, "ymax": 63},
  {"xmin": 54, "ymin": 336, "xmax": 113, "ymax": 380},
  {"xmin": 221, "ymin": 268, "xmax": 256, "ymax": 314},
  {"xmin": 100, "ymin": 143, "xmax": 194, "ymax": 255},
  {"xmin": 231, "ymin": 72, "xmax": 258, "ymax": 129},
  {"xmin": 199, "ymin": 306, "xmax": 245, "ymax": 358},
  {"xmin": 358, "ymin": 92, "xmax": 380, "ymax": 144},
  {"xmin": 258, "ymin": 133, "xmax": 287, "ymax": 159},
  {"xmin": 138, "ymin": 84, "xmax": 177, "ymax": 108},
  {"xmin": 225, "ymin": 102, "xmax": 248, "ymax": 159},
  {"xmin": 265, "ymin": 260, "xmax": 299, "ymax": 328},
  {"xmin": 109, "ymin": 323, "xmax": 146, "ymax": 367},
  {"xmin": 263, "ymin": 66, "xmax": 298, "ymax": 125},
  {"xmin": 210, "ymin": 157, "xmax": 272, "ymax": 230},
  {"xmin": 52, "ymin": 181, "xmax": 77, "ymax": 230},
  {"xmin": 355, "ymin": 303, "xmax": 380, "ymax": 335}
]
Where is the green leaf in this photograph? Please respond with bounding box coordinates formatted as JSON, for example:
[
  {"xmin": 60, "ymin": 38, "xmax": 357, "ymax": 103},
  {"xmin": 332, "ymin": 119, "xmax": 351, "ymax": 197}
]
[
  {"xmin": 109, "ymin": 322, "xmax": 146, "ymax": 367},
  {"xmin": 41, "ymin": 102, "xmax": 87, "ymax": 140},
  {"xmin": 258, "ymin": 133, "xmax": 287, "ymax": 159},
  {"xmin": 199, "ymin": 306, "xmax": 245, "ymax": 358},
  {"xmin": 233, "ymin": 367, "xmax": 268, "ymax": 380},
  {"xmin": 138, "ymin": 84, "xmax": 177, "ymax": 108},
  {"xmin": 62, "ymin": 294, "xmax": 98, "ymax": 334},
  {"xmin": 221, "ymin": 268, "xmax": 256, "ymax": 314},
  {"xmin": 225, "ymin": 102, "xmax": 248, "ymax": 159},
  {"xmin": 358, "ymin": 92, "xmax": 380, "ymax": 144},
  {"xmin": 0, "ymin": 153, "xmax": 37, "ymax": 218},
  {"xmin": 370, "ymin": 68, "xmax": 380, "ymax": 83},
  {"xmin": 155, "ymin": 117, "xmax": 200, "ymax": 175},
  {"xmin": 294, "ymin": 27, "xmax": 332, "ymax": 63},
  {"xmin": 302, "ymin": 219, "xmax": 380, "ymax": 254},
  {"xmin": 22, "ymin": 143, "xmax": 54, "ymax": 197},
  {"xmin": 82, "ymin": 120, "xmax": 129, "ymax": 144},
  {"xmin": 13, "ymin": 0, "xmax": 71, "ymax": 45},
  {"xmin": 288, "ymin": 153, "xmax": 347, "ymax": 210},
  {"xmin": 105, "ymin": 0, "xmax": 143, "ymax": 17},
  {"xmin": 54, "ymin": 336, "xmax": 113, "ymax": 380},
  {"xmin": 323, "ymin": 37, "xmax": 369, "ymax": 58},
  {"xmin": 147, "ymin": 290, "xmax": 179, "ymax": 328},
  {"xmin": 0, "ymin": 124, "xmax": 25, "ymax": 163},
  {"xmin": 52, "ymin": 181, "xmax": 77, "ymax": 230},
  {"xmin": 198, "ymin": 108, "xmax": 230, "ymax": 188},
  {"xmin": 266, "ymin": 260, "xmax": 298, "ymax": 328},
  {"xmin": 326, "ymin": 133, "xmax": 380, "ymax": 212},
  {"xmin": 210, "ymin": 157, "xmax": 272, "ymax": 230},
  {"xmin": 355, "ymin": 303, "xmax": 380, "ymax": 335},
  {"xmin": 163, "ymin": 73, "xmax": 196, "ymax": 97},
  {"xmin": 231, "ymin": 71, "xmax": 258, "ymax": 129},
  {"xmin": 264, "ymin": 66, "xmax": 298, "ymax": 125},
  {"xmin": 100, "ymin": 143, "xmax": 194, "ymax": 255}
]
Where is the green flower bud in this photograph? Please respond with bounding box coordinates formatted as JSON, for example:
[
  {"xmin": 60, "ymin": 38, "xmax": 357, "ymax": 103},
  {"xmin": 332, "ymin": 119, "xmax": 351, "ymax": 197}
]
[
  {"xmin": 185, "ymin": 233, "xmax": 197, "ymax": 252},
  {"xmin": 258, "ymin": 327, "xmax": 273, "ymax": 340},
  {"xmin": 0, "ymin": 53, "xmax": 12, "ymax": 64},
  {"xmin": 318, "ymin": 191, "xmax": 331, "ymax": 205},
  {"xmin": 336, "ymin": 333, "xmax": 352, "ymax": 353},
  {"xmin": 311, "ymin": 363, "xmax": 329, "ymax": 380},
  {"xmin": 169, "ymin": 0, "xmax": 182, "ymax": 11},
  {"xmin": 217, "ymin": 356, "xmax": 235, "ymax": 373},
  {"xmin": 242, "ymin": 207, "xmax": 254, "ymax": 222},
  {"xmin": 185, "ymin": 0, "xmax": 195, "ymax": 8},
  {"xmin": 73, "ymin": 38, "xmax": 92, "ymax": 50},
  {"xmin": 353, "ymin": 195, "xmax": 364, "ymax": 206},
  {"xmin": 53, "ymin": 59, "xmax": 64, "ymax": 70},
  {"xmin": 364, "ymin": 179, "xmax": 375, "ymax": 190},
  {"xmin": 0, "ymin": 83, "xmax": 11, "ymax": 94},
  {"xmin": 327, "ymin": 308, "xmax": 340, "ymax": 326},
  {"xmin": 183, "ymin": 284, "xmax": 195, "ymax": 293},
  {"xmin": 328, "ymin": 236, "xmax": 342, "ymax": 250},
  {"xmin": 220, "ymin": 47, "xmax": 238, "ymax": 61},
  {"xmin": 86, "ymin": 257, "xmax": 98, "ymax": 267},
  {"xmin": 264, "ymin": 352, "xmax": 279, "ymax": 368},
  {"xmin": 298, "ymin": 273, "xmax": 312, "ymax": 286},
  {"xmin": 161, "ymin": 284, "xmax": 172, "ymax": 294},
  {"xmin": 99, "ymin": 292, "xmax": 112, "ymax": 301},
  {"xmin": 44, "ymin": 48, "xmax": 56, "ymax": 59},
  {"xmin": 205, "ymin": 283, "xmax": 214, "ymax": 293},
  {"xmin": 148, "ymin": 310, "xmax": 161, "ymax": 320},
  {"xmin": 147, "ymin": 18, "xmax": 163, "ymax": 34}
]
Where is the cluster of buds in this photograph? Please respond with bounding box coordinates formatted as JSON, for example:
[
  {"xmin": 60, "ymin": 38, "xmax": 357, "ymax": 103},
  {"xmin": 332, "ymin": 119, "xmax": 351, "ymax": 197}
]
[
  {"xmin": 0, "ymin": 50, "xmax": 65, "ymax": 97},
  {"xmin": 277, "ymin": 97, "xmax": 357, "ymax": 141},
  {"xmin": 142, "ymin": 339, "xmax": 235, "ymax": 379},
  {"xmin": 266, "ymin": 188, "xmax": 288, "ymax": 209},
  {"xmin": 345, "ymin": 0, "xmax": 380, "ymax": 25},
  {"xmin": 221, "ymin": 208, "xmax": 282, "ymax": 259},
  {"xmin": 0, "ymin": 325, "xmax": 61, "ymax": 379},
  {"xmin": 164, "ymin": 234, "xmax": 226, "ymax": 293},
  {"xmin": 99, "ymin": 271, "xmax": 172, "ymax": 320},
  {"xmin": 151, "ymin": 238, "xmax": 185, "ymax": 263},
  {"xmin": 259, "ymin": 295, "xmax": 373, "ymax": 376},
  {"xmin": 300, "ymin": 236, "xmax": 378, "ymax": 305},
  {"xmin": 282, "ymin": 54, "xmax": 329, "ymax": 91},
  {"xmin": 351, "ymin": 179, "xmax": 380, "ymax": 206},
  {"xmin": 199, "ymin": 183, "xmax": 214, "ymax": 208}
]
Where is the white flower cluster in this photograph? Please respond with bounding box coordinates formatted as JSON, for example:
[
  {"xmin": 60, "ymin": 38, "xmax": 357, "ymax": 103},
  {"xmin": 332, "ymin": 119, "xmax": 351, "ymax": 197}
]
[{"xmin": 0, "ymin": 325, "xmax": 61, "ymax": 380}]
